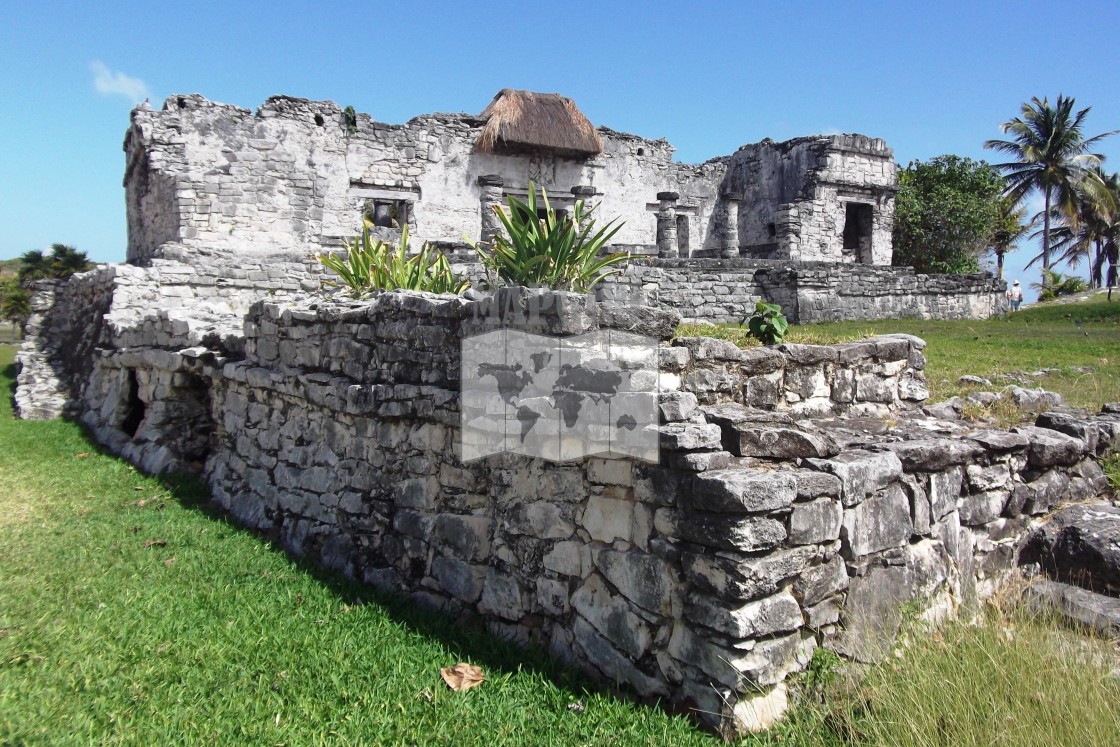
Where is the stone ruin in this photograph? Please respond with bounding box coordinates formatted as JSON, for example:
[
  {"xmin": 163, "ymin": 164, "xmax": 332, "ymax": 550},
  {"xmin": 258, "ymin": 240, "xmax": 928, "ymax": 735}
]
[{"xmin": 14, "ymin": 91, "xmax": 1116, "ymax": 737}]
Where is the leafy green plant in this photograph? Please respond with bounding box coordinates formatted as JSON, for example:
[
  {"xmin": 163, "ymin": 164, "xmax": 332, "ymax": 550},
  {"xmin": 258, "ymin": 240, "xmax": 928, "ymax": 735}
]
[
  {"xmin": 342, "ymin": 105, "xmax": 358, "ymax": 135},
  {"xmin": 317, "ymin": 224, "xmax": 468, "ymax": 297},
  {"xmin": 1102, "ymin": 452, "xmax": 1120, "ymax": 492},
  {"xmin": 469, "ymin": 182, "xmax": 629, "ymax": 292},
  {"xmin": 742, "ymin": 299, "xmax": 789, "ymax": 344},
  {"xmin": 1032, "ymin": 268, "xmax": 1088, "ymax": 301},
  {"xmin": 18, "ymin": 244, "xmax": 94, "ymax": 284}
]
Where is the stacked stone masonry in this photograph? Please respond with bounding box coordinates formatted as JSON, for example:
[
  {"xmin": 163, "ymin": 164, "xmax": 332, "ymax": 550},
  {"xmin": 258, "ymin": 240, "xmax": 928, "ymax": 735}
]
[
  {"xmin": 15, "ymin": 278, "xmax": 1116, "ymax": 737},
  {"xmin": 125, "ymin": 94, "xmax": 897, "ymax": 266}
]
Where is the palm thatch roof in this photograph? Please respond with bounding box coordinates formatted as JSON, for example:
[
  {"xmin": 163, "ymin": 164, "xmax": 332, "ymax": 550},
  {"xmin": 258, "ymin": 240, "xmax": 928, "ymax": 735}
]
[{"xmin": 476, "ymin": 89, "xmax": 602, "ymax": 158}]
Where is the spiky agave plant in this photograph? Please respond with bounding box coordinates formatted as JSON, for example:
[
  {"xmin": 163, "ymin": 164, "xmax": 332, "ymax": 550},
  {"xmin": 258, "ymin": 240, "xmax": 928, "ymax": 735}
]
[
  {"xmin": 317, "ymin": 224, "xmax": 468, "ymax": 297},
  {"xmin": 471, "ymin": 182, "xmax": 629, "ymax": 292}
]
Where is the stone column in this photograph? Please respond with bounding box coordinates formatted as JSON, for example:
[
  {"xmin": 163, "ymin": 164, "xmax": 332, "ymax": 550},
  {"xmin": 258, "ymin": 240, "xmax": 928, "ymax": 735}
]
[
  {"xmin": 478, "ymin": 175, "xmax": 505, "ymax": 248},
  {"xmin": 721, "ymin": 192, "xmax": 742, "ymax": 259},
  {"xmin": 656, "ymin": 191, "xmax": 680, "ymax": 258}
]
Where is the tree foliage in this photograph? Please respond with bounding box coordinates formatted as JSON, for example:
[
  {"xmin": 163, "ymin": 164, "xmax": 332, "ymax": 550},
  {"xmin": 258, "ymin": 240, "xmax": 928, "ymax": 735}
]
[
  {"xmin": 892, "ymin": 155, "xmax": 1005, "ymax": 274},
  {"xmin": 984, "ymin": 95, "xmax": 1116, "ymax": 284},
  {"xmin": 18, "ymin": 244, "xmax": 94, "ymax": 284},
  {"xmin": 0, "ymin": 276, "xmax": 31, "ymax": 331},
  {"xmin": 988, "ymin": 197, "xmax": 1031, "ymax": 280}
]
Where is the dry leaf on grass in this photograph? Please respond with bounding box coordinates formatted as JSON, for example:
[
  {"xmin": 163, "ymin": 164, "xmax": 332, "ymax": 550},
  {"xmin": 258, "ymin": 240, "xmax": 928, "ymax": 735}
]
[
  {"xmin": 440, "ymin": 662, "xmax": 485, "ymax": 691},
  {"xmin": 143, "ymin": 539, "xmax": 168, "ymax": 548},
  {"xmin": 75, "ymin": 452, "xmax": 90, "ymax": 458}
]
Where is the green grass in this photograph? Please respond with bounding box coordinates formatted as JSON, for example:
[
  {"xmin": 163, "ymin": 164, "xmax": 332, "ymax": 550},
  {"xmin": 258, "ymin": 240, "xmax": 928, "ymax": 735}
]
[
  {"xmin": 0, "ymin": 345, "xmax": 719, "ymax": 746},
  {"xmin": 806, "ymin": 601, "xmax": 1120, "ymax": 747},
  {"xmin": 678, "ymin": 296, "xmax": 1120, "ymax": 411}
]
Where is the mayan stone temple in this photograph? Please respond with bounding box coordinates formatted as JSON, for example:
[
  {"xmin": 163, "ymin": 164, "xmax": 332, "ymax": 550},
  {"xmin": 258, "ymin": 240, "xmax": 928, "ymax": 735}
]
[{"xmin": 15, "ymin": 90, "xmax": 1118, "ymax": 737}]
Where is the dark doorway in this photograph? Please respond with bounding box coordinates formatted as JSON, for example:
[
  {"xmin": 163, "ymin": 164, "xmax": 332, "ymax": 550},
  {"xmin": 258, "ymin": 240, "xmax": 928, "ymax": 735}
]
[
  {"xmin": 842, "ymin": 203, "xmax": 874, "ymax": 263},
  {"xmin": 676, "ymin": 214, "xmax": 690, "ymax": 256},
  {"xmin": 121, "ymin": 369, "xmax": 145, "ymax": 438}
]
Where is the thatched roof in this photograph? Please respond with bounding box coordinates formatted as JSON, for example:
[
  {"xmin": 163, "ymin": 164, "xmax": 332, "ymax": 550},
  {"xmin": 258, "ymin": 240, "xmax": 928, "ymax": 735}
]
[{"xmin": 476, "ymin": 89, "xmax": 602, "ymax": 158}]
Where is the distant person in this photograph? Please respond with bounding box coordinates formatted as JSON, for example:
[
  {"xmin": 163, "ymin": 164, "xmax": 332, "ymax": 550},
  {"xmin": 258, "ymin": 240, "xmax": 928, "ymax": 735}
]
[{"xmin": 1007, "ymin": 280, "xmax": 1023, "ymax": 311}]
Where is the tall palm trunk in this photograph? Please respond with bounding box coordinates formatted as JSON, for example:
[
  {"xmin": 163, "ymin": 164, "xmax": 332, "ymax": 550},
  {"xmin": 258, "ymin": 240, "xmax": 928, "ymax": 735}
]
[
  {"xmin": 1092, "ymin": 239, "xmax": 1104, "ymax": 288},
  {"xmin": 996, "ymin": 250, "xmax": 1004, "ymax": 280},
  {"xmin": 1042, "ymin": 186, "xmax": 1052, "ymax": 288}
]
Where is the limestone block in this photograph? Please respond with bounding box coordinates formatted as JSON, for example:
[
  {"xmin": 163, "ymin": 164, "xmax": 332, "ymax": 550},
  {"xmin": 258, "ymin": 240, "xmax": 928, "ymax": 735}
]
[
  {"xmin": 685, "ymin": 590, "xmax": 803, "ymax": 639},
  {"xmin": 659, "ymin": 422, "xmax": 722, "ymax": 451},
  {"xmin": 789, "ymin": 498, "xmax": 843, "ymax": 545},
  {"xmin": 571, "ymin": 574, "xmax": 651, "ymax": 658},
  {"xmin": 806, "ymin": 449, "xmax": 903, "ymax": 507},
  {"xmin": 682, "ymin": 545, "xmax": 818, "ymax": 601},
  {"xmin": 508, "ymin": 501, "xmax": 574, "ymax": 540},
  {"xmin": 668, "ymin": 626, "xmax": 800, "ymax": 689},
  {"xmin": 587, "ymin": 457, "xmax": 633, "ymax": 486},
  {"xmin": 582, "ymin": 494, "xmax": 633, "ymax": 543},
  {"xmin": 432, "ymin": 556, "xmax": 485, "ymax": 603},
  {"xmin": 658, "ymin": 391, "xmax": 700, "ymax": 423},
  {"xmin": 543, "ymin": 540, "xmax": 589, "ymax": 577},
  {"xmin": 434, "ymin": 514, "xmax": 492, "ymax": 562},
  {"xmin": 478, "ymin": 569, "xmax": 525, "ymax": 621},
  {"xmin": 900, "ymin": 475, "xmax": 931, "ymax": 535},
  {"xmin": 1035, "ymin": 411, "xmax": 1099, "ymax": 454},
  {"xmin": 673, "ymin": 511, "xmax": 787, "ymax": 552},
  {"xmin": 883, "ymin": 439, "xmax": 983, "ymax": 472},
  {"xmin": 1016, "ymin": 426, "xmax": 1083, "ymax": 468},
  {"xmin": 572, "ymin": 617, "xmax": 667, "ymax": 698},
  {"xmin": 928, "ymin": 467, "xmax": 963, "ymax": 520},
  {"xmin": 841, "ymin": 483, "xmax": 911, "ymax": 558},
  {"xmin": 668, "ymin": 450, "xmax": 732, "ymax": 472},
  {"xmin": 535, "ymin": 577, "xmax": 571, "ymax": 616},
  {"xmin": 966, "ymin": 463, "xmax": 1011, "ymax": 493},
  {"xmin": 793, "ymin": 471, "xmax": 842, "ymax": 500},
  {"xmin": 594, "ymin": 549, "xmax": 674, "ymax": 616},
  {"xmin": 686, "ymin": 470, "xmax": 797, "ymax": 514},
  {"xmin": 958, "ymin": 490, "xmax": 1012, "ymax": 526},
  {"xmin": 793, "ymin": 555, "xmax": 849, "ymax": 607},
  {"xmin": 392, "ymin": 477, "xmax": 439, "ymax": 510}
]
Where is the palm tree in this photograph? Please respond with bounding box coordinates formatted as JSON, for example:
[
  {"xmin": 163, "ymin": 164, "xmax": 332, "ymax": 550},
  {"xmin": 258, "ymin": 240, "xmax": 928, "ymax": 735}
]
[
  {"xmin": 988, "ymin": 197, "xmax": 1031, "ymax": 281},
  {"xmin": 18, "ymin": 249, "xmax": 52, "ymax": 283},
  {"xmin": 47, "ymin": 244, "xmax": 93, "ymax": 278},
  {"xmin": 17, "ymin": 244, "xmax": 93, "ymax": 285},
  {"xmin": 983, "ymin": 95, "xmax": 1116, "ymax": 289},
  {"xmin": 1047, "ymin": 170, "xmax": 1119, "ymax": 287}
]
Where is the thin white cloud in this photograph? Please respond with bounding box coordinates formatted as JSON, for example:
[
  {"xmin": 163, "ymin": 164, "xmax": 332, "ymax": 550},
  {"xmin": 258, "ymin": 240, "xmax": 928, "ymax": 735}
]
[{"xmin": 90, "ymin": 61, "xmax": 150, "ymax": 103}]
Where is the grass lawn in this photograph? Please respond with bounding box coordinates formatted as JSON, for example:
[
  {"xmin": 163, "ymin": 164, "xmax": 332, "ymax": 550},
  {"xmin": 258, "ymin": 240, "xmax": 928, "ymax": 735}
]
[
  {"xmin": 0, "ymin": 345, "xmax": 718, "ymax": 746},
  {"xmin": 678, "ymin": 295, "xmax": 1120, "ymax": 412}
]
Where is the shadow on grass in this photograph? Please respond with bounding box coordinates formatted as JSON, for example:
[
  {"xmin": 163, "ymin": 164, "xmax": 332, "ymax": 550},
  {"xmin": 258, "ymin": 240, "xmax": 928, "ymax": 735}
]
[
  {"xmin": 3, "ymin": 362, "xmax": 16, "ymax": 410},
  {"xmin": 153, "ymin": 469, "xmax": 667, "ymax": 724}
]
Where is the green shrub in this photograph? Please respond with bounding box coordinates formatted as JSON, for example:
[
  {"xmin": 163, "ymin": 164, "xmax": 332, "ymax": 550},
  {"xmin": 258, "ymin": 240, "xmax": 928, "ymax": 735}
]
[
  {"xmin": 742, "ymin": 299, "xmax": 789, "ymax": 344},
  {"xmin": 470, "ymin": 182, "xmax": 629, "ymax": 292},
  {"xmin": 317, "ymin": 224, "xmax": 468, "ymax": 297},
  {"xmin": 1033, "ymin": 268, "xmax": 1088, "ymax": 301}
]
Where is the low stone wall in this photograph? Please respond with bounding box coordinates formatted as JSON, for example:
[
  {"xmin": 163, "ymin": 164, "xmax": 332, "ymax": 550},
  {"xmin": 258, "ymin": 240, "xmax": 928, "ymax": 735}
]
[
  {"xmin": 15, "ymin": 250, "xmax": 326, "ymax": 423},
  {"xmin": 40, "ymin": 282, "xmax": 1116, "ymax": 736},
  {"xmin": 598, "ymin": 258, "xmax": 1007, "ymax": 324}
]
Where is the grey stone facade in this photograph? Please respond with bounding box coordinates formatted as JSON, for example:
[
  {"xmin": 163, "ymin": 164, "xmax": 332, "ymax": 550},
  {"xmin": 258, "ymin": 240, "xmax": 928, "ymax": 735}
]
[{"xmin": 124, "ymin": 93, "xmax": 896, "ymax": 266}]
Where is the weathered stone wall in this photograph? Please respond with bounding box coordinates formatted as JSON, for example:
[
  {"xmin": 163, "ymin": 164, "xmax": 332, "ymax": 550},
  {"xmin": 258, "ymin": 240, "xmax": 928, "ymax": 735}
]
[
  {"xmin": 34, "ymin": 280, "xmax": 1115, "ymax": 736},
  {"xmin": 123, "ymin": 94, "xmax": 895, "ymax": 268},
  {"xmin": 598, "ymin": 259, "xmax": 1007, "ymax": 324},
  {"xmin": 713, "ymin": 135, "xmax": 896, "ymax": 263}
]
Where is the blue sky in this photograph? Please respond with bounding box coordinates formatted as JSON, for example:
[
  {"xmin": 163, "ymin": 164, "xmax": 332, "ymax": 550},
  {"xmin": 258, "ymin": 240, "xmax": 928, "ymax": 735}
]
[{"xmin": 3, "ymin": 0, "xmax": 1119, "ymax": 300}]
